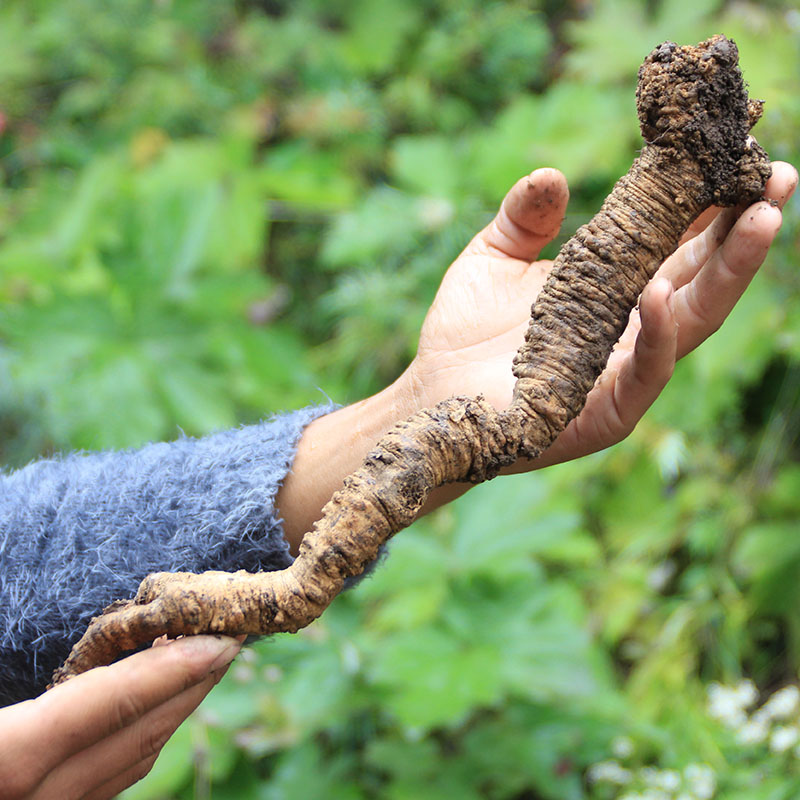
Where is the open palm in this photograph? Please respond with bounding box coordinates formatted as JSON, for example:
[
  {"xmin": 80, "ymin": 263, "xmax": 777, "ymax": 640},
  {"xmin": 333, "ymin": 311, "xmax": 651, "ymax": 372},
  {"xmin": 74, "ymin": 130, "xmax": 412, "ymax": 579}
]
[{"xmin": 405, "ymin": 162, "xmax": 797, "ymax": 471}]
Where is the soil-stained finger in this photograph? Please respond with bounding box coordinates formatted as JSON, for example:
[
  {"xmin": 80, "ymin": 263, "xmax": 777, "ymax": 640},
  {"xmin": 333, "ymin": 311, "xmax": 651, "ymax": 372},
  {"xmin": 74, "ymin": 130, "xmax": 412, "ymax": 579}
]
[
  {"xmin": 674, "ymin": 200, "xmax": 782, "ymax": 358},
  {"xmin": 612, "ymin": 278, "xmax": 677, "ymax": 430},
  {"xmin": 763, "ymin": 160, "xmax": 798, "ymax": 207},
  {"xmin": 657, "ymin": 207, "xmax": 738, "ymax": 289},
  {"xmin": 476, "ymin": 168, "xmax": 569, "ymax": 261}
]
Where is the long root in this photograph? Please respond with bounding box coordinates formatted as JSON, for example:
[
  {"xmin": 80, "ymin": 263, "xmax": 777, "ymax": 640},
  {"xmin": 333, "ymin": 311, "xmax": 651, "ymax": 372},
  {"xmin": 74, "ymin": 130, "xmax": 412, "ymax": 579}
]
[{"xmin": 50, "ymin": 35, "xmax": 771, "ymax": 687}]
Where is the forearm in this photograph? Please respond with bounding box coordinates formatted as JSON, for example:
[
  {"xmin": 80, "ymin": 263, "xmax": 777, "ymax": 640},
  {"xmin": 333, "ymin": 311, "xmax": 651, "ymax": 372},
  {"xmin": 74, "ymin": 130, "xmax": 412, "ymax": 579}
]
[{"xmin": 276, "ymin": 370, "xmax": 471, "ymax": 554}]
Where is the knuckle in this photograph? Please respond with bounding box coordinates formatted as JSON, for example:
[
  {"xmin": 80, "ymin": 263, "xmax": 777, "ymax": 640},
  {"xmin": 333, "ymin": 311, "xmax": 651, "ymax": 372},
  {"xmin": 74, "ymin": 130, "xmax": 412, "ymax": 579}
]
[
  {"xmin": 137, "ymin": 716, "xmax": 175, "ymax": 763},
  {"xmin": 113, "ymin": 689, "xmax": 148, "ymax": 731},
  {"xmin": 131, "ymin": 754, "xmax": 159, "ymax": 785},
  {"xmin": 683, "ymin": 283, "xmax": 709, "ymax": 326},
  {"xmin": 707, "ymin": 320, "xmax": 723, "ymax": 337},
  {"xmin": 604, "ymin": 417, "xmax": 629, "ymax": 448}
]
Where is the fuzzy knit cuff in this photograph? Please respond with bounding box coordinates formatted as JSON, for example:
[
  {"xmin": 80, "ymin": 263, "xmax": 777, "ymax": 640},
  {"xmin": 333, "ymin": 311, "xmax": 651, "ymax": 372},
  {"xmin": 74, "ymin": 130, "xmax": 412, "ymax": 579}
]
[{"xmin": 0, "ymin": 404, "xmax": 333, "ymax": 705}]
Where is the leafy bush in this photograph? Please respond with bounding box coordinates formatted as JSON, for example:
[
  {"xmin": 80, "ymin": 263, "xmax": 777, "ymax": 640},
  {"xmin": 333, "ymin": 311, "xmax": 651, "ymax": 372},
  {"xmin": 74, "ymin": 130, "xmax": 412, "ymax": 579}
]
[{"xmin": 1, "ymin": 0, "xmax": 799, "ymax": 797}]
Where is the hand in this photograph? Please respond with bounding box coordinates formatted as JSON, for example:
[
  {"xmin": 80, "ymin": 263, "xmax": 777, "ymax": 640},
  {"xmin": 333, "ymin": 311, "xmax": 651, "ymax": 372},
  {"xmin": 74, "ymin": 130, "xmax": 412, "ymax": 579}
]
[
  {"xmin": 404, "ymin": 161, "xmax": 798, "ymax": 470},
  {"xmin": 276, "ymin": 161, "xmax": 797, "ymax": 548},
  {"xmin": 0, "ymin": 635, "xmax": 241, "ymax": 800}
]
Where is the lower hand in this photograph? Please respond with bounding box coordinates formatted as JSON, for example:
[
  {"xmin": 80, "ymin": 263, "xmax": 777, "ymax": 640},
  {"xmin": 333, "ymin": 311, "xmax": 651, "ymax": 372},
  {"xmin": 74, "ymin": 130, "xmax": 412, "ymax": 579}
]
[{"xmin": 0, "ymin": 635, "xmax": 241, "ymax": 800}]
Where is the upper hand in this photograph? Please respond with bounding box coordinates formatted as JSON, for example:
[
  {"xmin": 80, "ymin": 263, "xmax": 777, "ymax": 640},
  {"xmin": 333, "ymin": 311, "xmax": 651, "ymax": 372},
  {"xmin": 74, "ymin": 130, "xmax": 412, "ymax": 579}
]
[
  {"xmin": 0, "ymin": 635, "xmax": 241, "ymax": 800},
  {"xmin": 403, "ymin": 161, "xmax": 798, "ymax": 470}
]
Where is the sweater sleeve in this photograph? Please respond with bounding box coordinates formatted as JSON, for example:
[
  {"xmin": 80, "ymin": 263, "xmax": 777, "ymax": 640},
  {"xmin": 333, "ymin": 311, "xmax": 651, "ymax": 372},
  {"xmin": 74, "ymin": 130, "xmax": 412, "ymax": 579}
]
[{"xmin": 0, "ymin": 404, "xmax": 333, "ymax": 706}]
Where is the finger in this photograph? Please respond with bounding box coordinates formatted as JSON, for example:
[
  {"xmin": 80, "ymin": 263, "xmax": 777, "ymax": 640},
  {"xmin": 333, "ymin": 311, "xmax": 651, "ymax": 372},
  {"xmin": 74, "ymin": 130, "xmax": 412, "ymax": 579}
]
[
  {"xmin": 763, "ymin": 160, "xmax": 799, "ymax": 207},
  {"xmin": 34, "ymin": 665, "xmax": 231, "ymax": 800},
  {"xmin": 472, "ymin": 167, "xmax": 569, "ymax": 261},
  {"xmin": 511, "ymin": 279, "xmax": 677, "ymax": 473},
  {"xmin": 673, "ymin": 200, "xmax": 783, "ymax": 358},
  {"xmin": 29, "ymin": 635, "xmax": 240, "ymax": 773},
  {"xmin": 659, "ymin": 206, "xmax": 739, "ymax": 288},
  {"xmin": 611, "ymin": 278, "xmax": 678, "ymax": 432},
  {"xmin": 678, "ymin": 204, "xmax": 721, "ymax": 245},
  {"xmin": 82, "ymin": 754, "xmax": 159, "ymax": 800},
  {"xmin": 665, "ymin": 161, "xmax": 797, "ymax": 289}
]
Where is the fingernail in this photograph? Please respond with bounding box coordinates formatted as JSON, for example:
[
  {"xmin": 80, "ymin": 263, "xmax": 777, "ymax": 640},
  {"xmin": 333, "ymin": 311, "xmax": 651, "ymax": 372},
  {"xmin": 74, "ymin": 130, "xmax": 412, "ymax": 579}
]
[{"xmin": 179, "ymin": 635, "xmax": 242, "ymax": 672}]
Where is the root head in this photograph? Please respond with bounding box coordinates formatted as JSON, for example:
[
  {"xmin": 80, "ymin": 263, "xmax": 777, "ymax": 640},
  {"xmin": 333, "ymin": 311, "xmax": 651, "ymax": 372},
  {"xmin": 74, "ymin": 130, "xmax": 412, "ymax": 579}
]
[{"xmin": 637, "ymin": 34, "xmax": 771, "ymax": 206}]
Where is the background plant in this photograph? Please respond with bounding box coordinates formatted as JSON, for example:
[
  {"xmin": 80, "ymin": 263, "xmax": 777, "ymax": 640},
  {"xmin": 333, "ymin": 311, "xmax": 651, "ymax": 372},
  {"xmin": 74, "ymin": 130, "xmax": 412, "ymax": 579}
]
[{"xmin": 0, "ymin": 1, "xmax": 798, "ymax": 797}]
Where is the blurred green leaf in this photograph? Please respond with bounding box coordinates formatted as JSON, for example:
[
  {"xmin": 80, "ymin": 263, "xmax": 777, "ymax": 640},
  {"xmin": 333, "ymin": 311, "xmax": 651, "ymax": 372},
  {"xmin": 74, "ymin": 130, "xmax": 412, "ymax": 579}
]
[
  {"xmin": 258, "ymin": 741, "xmax": 363, "ymax": 800},
  {"xmin": 390, "ymin": 134, "xmax": 462, "ymax": 198},
  {"xmin": 321, "ymin": 187, "xmax": 428, "ymax": 267},
  {"xmin": 261, "ymin": 141, "xmax": 360, "ymax": 210},
  {"xmin": 119, "ymin": 719, "xmax": 194, "ymax": 800}
]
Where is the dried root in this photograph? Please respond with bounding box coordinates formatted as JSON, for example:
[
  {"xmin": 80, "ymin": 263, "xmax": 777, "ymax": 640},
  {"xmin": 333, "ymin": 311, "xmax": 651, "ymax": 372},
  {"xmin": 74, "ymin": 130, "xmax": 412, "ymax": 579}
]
[{"xmin": 50, "ymin": 35, "xmax": 771, "ymax": 687}]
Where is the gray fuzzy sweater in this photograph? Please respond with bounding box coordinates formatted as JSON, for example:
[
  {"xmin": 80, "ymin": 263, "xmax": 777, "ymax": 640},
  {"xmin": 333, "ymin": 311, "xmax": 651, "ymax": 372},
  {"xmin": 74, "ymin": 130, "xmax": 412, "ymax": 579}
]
[{"xmin": 0, "ymin": 405, "xmax": 331, "ymax": 706}]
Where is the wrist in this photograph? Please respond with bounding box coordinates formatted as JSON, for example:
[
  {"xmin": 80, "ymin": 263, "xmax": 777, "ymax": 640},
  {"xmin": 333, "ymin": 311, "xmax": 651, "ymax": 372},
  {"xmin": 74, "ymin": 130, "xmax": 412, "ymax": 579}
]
[
  {"xmin": 275, "ymin": 373, "xmax": 423, "ymax": 555},
  {"xmin": 359, "ymin": 368, "xmax": 424, "ymax": 449},
  {"xmin": 395, "ymin": 354, "xmax": 440, "ymax": 413}
]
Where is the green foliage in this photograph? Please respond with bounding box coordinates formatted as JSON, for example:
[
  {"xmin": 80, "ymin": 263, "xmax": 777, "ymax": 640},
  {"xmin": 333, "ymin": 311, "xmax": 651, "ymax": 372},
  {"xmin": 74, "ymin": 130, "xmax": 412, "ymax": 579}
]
[
  {"xmin": 1, "ymin": 0, "xmax": 799, "ymax": 797},
  {"xmin": 0, "ymin": 134, "xmax": 320, "ymax": 454}
]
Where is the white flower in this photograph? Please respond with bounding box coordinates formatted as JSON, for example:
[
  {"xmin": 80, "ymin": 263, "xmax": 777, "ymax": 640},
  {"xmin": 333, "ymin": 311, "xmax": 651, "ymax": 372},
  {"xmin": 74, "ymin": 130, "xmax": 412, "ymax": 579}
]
[
  {"xmin": 736, "ymin": 718, "xmax": 769, "ymax": 745},
  {"xmin": 707, "ymin": 682, "xmax": 749, "ymax": 727},
  {"xmin": 654, "ymin": 429, "xmax": 687, "ymax": 481},
  {"xmin": 751, "ymin": 706, "xmax": 772, "ymax": 727},
  {"xmin": 769, "ymin": 725, "xmax": 799, "ymax": 753},
  {"xmin": 612, "ymin": 735, "xmax": 635, "ymax": 759},
  {"xmin": 658, "ymin": 769, "xmax": 681, "ymax": 791},
  {"xmin": 761, "ymin": 686, "xmax": 800, "ymax": 720},
  {"xmin": 685, "ymin": 763, "xmax": 716, "ymax": 799},
  {"xmin": 231, "ymin": 662, "xmax": 255, "ymax": 683},
  {"xmin": 640, "ymin": 790, "xmax": 671, "ymax": 800},
  {"xmin": 640, "ymin": 767, "xmax": 681, "ymax": 791},
  {"xmin": 733, "ymin": 679, "xmax": 758, "ymax": 708},
  {"xmin": 640, "ymin": 766, "xmax": 658, "ymax": 784},
  {"xmin": 587, "ymin": 760, "xmax": 633, "ymax": 784},
  {"xmin": 262, "ymin": 664, "xmax": 282, "ymax": 682}
]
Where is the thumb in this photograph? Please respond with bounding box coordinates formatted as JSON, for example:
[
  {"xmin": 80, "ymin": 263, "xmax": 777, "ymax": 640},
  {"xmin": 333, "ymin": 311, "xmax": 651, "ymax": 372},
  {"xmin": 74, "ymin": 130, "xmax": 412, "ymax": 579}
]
[{"xmin": 473, "ymin": 167, "xmax": 569, "ymax": 261}]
